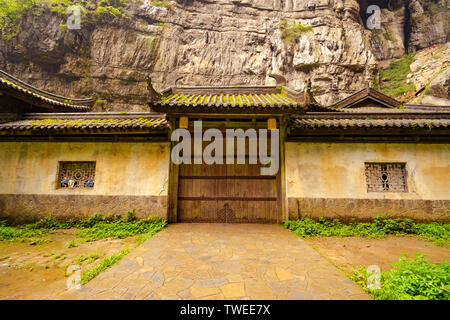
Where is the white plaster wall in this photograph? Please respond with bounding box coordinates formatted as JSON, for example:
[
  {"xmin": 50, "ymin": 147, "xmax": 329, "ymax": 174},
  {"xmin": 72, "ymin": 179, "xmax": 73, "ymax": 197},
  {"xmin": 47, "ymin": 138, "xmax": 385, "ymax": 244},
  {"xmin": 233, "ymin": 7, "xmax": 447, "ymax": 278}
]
[
  {"xmin": 285, "ymin": 142, "xmax": 450, "ymax": 200},
  {"xmin": 0, "ymin": 142, "xmax": 171, "ymax": 196}
]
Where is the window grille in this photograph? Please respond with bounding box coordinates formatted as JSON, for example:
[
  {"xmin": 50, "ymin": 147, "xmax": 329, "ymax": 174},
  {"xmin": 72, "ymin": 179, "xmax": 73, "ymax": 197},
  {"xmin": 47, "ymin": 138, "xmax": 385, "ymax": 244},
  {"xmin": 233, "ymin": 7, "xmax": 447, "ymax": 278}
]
[
  {"xmin": 58, "ymin": 162, "xmax": 96, "ymax": 189},
  {"xmin": 365, "ymin": 163, "xmax": 407, "ymax": 192}
]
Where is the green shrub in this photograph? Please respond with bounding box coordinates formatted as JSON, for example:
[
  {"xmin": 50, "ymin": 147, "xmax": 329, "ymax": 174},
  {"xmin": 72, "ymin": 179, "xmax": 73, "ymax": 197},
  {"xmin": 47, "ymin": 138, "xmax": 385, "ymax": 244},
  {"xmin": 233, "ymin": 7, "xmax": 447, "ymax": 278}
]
[
  {"xmin": 373, "ymin": 216, "xmax": 417, "ymax": 234},
  {"xmin": 0, "ymin": 213, "xmax": 167, "ymax": 243},
  {"xmin": 0, "ymin": 223, "xmax": 46, "ymax": 243},
  {"xmin": 284, "ymin": 215, "xmax": 449, "ymax": 246},
  {"xmin": 26, "ymin": 215, "xmax": 62, "ymax": 230},
  {"xmin": 76, "ymin": 217, "xmax": 167, "ymax": 241},
  {"xmin": 352, "ymin": 254, "xmax": 449, "ymax": 300}
]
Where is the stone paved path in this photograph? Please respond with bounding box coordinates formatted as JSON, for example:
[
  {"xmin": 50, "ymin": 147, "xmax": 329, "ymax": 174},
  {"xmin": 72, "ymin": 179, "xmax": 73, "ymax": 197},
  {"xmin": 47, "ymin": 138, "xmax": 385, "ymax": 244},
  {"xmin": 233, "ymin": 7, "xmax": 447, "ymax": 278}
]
[{"xmin": 61, "ymin": 224, "xmax": 370, "ymax": 300}]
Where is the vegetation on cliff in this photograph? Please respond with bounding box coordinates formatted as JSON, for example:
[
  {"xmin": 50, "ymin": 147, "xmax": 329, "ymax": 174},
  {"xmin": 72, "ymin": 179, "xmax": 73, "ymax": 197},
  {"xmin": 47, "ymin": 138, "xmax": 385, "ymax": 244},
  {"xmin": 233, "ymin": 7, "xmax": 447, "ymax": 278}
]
[
  {"xmin": 279, "ymin": 19, "xmax": 312, "ymax": 44},
  {"xmin": 374, "ymin": 53, "xmax": 416, "ymax": 98},
  {"xmin": 0, "ymin": 0, "xmax": 130, "ymax": 40}
]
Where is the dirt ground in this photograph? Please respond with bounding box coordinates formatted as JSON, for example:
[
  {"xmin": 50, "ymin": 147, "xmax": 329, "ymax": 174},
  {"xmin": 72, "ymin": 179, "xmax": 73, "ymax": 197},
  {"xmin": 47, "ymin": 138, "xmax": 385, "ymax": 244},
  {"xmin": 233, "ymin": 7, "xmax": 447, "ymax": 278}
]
[
  {"xmin": 0, "ymin": 229, "xmax": 136, "ymax": 299},
  {"xmin": 1, "ymin": 231, "xmax": 449, "ymax": 300},
  {"xmin": 305, "ymin": 236, "xmax": 450, "ymax": 275}
]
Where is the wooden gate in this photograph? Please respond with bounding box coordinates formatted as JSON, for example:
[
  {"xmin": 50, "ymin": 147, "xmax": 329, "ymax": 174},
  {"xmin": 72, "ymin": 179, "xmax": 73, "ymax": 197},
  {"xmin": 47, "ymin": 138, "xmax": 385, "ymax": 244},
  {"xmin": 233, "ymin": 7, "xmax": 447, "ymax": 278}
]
[{"xmin": 176, "ymin": 132, "xmax": 282, "ymax": 223}]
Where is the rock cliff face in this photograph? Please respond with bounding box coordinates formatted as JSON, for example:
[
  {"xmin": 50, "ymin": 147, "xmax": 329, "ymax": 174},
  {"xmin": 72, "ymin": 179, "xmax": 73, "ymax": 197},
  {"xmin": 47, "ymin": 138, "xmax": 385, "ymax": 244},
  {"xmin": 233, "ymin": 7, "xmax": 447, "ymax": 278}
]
[{"xmin": 0, "ymin": 0, "xmax": 448, "ymax": 110}]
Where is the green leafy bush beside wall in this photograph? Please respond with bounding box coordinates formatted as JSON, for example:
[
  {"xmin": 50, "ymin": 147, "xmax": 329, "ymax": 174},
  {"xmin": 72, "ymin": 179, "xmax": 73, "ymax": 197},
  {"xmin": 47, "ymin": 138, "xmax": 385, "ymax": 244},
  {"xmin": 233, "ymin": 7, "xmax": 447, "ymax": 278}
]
[
  {"xmin": 352, "ymin": 254, "xmax": 449, "ymax": 300},
  {"xmin": 0, "ymin": 212, "xmax": 167, "ymax": 243},
  {"xmin": 284, "ymin": 215, "xmax": 450, "ymax": 246}
]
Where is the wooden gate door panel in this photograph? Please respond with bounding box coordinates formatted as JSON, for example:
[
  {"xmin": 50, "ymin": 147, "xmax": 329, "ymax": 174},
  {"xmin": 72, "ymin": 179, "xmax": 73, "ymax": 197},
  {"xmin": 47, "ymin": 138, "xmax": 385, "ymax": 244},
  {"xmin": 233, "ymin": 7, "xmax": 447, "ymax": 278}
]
[{"xmin": 176, "ymin": 132, "xmax": 281, "ymax": 223}]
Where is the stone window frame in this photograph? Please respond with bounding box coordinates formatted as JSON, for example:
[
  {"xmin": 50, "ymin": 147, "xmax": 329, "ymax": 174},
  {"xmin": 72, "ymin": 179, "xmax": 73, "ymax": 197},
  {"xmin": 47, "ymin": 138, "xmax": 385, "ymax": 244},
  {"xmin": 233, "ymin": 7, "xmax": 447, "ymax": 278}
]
[
  {"xmin": 57, "ymin": 161, "xmax": 96, "ymax": 190},
  {"xmin": 364, "ymin": 162, "xmax": 408, "ymax": 193}
]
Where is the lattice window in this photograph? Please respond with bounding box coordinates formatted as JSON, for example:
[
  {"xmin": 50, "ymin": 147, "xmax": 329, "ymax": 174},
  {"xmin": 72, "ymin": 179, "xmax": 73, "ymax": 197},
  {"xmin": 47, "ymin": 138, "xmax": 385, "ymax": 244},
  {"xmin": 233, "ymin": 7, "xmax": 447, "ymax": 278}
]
[
  {"xmin": 58, "ymin": 162, "xmax": 96, "ymax": 189},
  {"xmin": 365, "ymin": 163, "xmax": 407, "ymax": 192}
]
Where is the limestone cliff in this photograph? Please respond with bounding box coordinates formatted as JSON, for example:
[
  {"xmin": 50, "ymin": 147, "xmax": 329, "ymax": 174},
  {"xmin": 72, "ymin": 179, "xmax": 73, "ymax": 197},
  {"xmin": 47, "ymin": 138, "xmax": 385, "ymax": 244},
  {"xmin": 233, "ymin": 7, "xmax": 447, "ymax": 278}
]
[{"xmin": 0, "ymin": 0, "xmax": 448, "ymax": 110}]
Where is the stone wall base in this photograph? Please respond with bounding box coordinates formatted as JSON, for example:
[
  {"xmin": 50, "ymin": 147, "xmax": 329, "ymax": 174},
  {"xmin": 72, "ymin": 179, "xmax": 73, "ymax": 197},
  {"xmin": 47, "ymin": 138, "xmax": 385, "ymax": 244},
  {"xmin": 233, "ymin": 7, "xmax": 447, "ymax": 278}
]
[
  {"xmin": 0, "ymin": 194, "xmax": 168, "ymax": 224},
  {"xmin": 287, "ymin": 197, "xmax": 450, "ymax": 223}
]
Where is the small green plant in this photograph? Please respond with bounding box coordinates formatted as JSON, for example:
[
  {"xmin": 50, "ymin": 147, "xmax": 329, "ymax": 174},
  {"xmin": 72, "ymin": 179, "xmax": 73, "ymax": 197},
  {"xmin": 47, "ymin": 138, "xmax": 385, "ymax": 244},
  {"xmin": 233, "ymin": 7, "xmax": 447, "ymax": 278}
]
[
  {"xmin": 42, "ymin": 252, "xmax": 55, "ymax": 257},
  {"xmin": 66, "ymin": 239, "xmax": 78, "ymax": 248},
  {"xmin": 80, "ymin": 249, "xmax": 129, "ymax": 284},
  {"xmin": 352, "ymin": 254, "xmax": 449, "ymax": 300},
  {"xmin": 76, "ymin": 252, "xmax": 100, "ymax": 265}
]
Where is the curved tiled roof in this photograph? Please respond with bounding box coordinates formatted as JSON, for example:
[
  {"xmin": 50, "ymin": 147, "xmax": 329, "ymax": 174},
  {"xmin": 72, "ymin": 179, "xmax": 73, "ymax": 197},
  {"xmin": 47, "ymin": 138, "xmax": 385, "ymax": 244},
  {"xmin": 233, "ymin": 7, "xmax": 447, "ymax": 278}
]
[
  {"xmin": 162, "ymin": 92, "xmax": 298, "ymax": 107},
  {"xmin": 150, "ymin": 86, "xmax": 309, "ymax": 114},
  {"xmin": 291, "ymin": 118, "xmax": 450, "ymax": 129},
  {"xmin": 0, "ymin": 70, "xmax": 95, "ymax": 112},
  {"xmin": 0, "ymin": 113, "xmax": 168, "ymax": 133}
]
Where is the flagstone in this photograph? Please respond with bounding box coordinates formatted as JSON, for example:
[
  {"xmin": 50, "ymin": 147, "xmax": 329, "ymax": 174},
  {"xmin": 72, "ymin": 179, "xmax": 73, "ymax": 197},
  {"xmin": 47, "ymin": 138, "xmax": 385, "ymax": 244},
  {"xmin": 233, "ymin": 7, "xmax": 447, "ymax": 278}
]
[
  {"xmin": 190, "ymin": 287, "xmax": 221, "ymax": 298},
  {"xmin": 226, "ymin": 274, "xmax": 244, "ymax": 283},
  {"xmin": 275, "ymin": 267, "xmax": 295, "ymax": 281},
  {"xmin": 65, "ymin": 224, "xmax": 369, "ymax": 300},
  {"xmin": 136, "ymin": 256, "xmax": 144, "ymax": 266},
  {"xmin": 220, "ymin": 282, "xmax": 246, "ymax": 298},
  {"xmin": 244, "ymin": 281, "xmax": 276, "ymax": 299}
]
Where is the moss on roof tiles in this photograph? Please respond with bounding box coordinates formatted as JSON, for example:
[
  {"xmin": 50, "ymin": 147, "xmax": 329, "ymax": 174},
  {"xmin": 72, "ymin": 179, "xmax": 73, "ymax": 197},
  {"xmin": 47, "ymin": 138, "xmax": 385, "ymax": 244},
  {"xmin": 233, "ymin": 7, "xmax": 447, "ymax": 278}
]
[
  {"xmin": 18, "ymin": 117, "xmax": 165, "ymax": 129},
  {"xmin": 159, "ymin": 92, "xmax": 298, "ymax": 108}
]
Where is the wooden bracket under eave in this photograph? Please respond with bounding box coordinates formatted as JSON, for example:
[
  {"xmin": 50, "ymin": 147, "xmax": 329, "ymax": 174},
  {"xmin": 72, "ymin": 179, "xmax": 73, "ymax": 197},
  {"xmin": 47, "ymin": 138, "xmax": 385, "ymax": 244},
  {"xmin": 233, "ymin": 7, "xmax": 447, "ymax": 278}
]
[
  {"xmin": 268, "ymin": 118, "xmax": 277, "ymax": 130},
  {"xmin": 179, "ymin": 116, "xmax": 189, "ymax": 129}
]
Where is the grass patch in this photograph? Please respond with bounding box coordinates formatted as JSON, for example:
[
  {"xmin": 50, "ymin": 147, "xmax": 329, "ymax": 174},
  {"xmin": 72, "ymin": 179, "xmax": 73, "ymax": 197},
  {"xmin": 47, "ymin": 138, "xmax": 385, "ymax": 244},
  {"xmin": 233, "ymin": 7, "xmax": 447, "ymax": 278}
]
[
  {"xmin": 0, "ymin": 212, "xmax": 167, "ymax": 243},
  {"xmin": 351, "ymin": 253, "xmax": 449, "ymax": 300},
  {"xmin": 80, "ymin": 249, "xmax": 129, "ymax": 284},
  {"xmin": 0, "ymin": 220, "xmax": 49, "ymax": 243},
  {"xmin": 76, "ymin": 219, "xmax": 167, "ymax": 241},
  {"xmin": 75, "ymin": 212, "xmax": 167, "ymax": 241},
  {"xmin": 284, "ymin": 215, "xmax": 449, "ymax": 247},
  {"xmin": 379, "ymin": 53, "xmax": 416, "ymax": 97}
]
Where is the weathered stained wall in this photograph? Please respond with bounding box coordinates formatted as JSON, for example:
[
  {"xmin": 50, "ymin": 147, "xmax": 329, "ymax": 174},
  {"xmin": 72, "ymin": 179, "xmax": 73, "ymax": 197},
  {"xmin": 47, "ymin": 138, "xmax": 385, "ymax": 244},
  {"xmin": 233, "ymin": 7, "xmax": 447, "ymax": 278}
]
[
  {"xmin": 0, "ymin": 141, "xmax": 170, "ymax": 222},
  {"xmin": 285, "ymin": 142, "xmax": 450, "ymax": 222}
]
